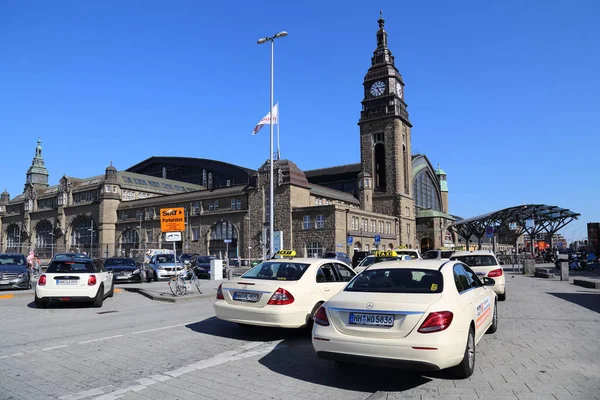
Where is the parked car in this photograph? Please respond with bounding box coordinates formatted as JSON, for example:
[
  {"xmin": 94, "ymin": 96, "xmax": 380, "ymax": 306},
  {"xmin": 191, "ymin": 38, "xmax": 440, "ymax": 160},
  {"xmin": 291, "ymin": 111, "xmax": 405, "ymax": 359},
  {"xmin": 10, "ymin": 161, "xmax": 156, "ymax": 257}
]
[
  {"xmin": 450, "ymin": 250, "xmax": 506, "ymax": 301},
  {"xmin": 104, "ymin": 257, "xmax": 142, "ymax": 283},
  {"xmin": 194, "ymin": 255, "xmax": 217, "ymax": 278},
  {"xmin": 0, "ymin": 253, "xmax": 31, "ymax": 290},
  {"xmin": 53, "ymin": 253, "xmax": 89, "ymax": 260},
  {"xmin": 394, "ymin": 249, "xmax": 422, "ymax": 260},
  {"xmin": 422, "ymin": 249, "xmax": 455, "ymax": 260},
  {"xmin": 322, "ymin": 252, "xmax": 352, "ymax": 266},
  {"xmin": 351, "ymin": 251, "xmax": 370, "ymax": 268},
  {"xmin": 145, "ymin": 253, "xmax": 184, "ymax": 281}
]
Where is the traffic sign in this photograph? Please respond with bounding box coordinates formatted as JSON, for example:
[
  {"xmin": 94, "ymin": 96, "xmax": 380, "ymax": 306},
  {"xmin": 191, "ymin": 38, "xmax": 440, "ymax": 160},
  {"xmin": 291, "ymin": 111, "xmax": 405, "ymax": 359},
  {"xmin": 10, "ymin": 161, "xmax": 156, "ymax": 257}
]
[
  {"xmin": 165, "ymin": 232, "xmax": 182, "ymax": 242},
  {"xmin": 224, "ymin": 239, "xmax": 232, "ymax": 243},
  {"xmin": 347, "ymin": 236, "xmax": 353, "ymax": 245},
  {"xmin": 485, "ymin": 226, "xmax": 494, "ymax": 238},
  {"xmin": 160, "ymin": 208, "xmax": 185, "ymax": 232},
  {"xmin": 374, "ymin": 235, "xmax": 381, "ymax": 244}
]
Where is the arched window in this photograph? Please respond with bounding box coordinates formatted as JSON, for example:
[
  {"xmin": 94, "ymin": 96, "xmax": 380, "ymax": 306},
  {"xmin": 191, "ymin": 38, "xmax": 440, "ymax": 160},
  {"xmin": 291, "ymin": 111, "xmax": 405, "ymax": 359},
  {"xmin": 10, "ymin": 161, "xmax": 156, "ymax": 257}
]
[
  {"xmin": 413, "ymin": 171, "xmax": 441, "ymax": 211},
  {"xmin": 36, "ymin": 220, "xmax": 54, "ymax": 257},
  {"xmin": 307, "ymin": 242, "xmax": 323, "ymax": 258},
  {"xmin": 374, "ymin": 143, "xmax": 386, "ymax": 191},
  {"xmin": 6, "ymin": 224, "xmax": 21, "ymax": 253},
  {"xmin": 209, "ymin": 221, "xmax": 238, "ymax": 260},
  {"xmin": 121, "ymin": 228, "xmax": 140, "ymax": 258},
  {"xmin": 71, "ymin": 216, "xmax": 98, "ymax": 254}
]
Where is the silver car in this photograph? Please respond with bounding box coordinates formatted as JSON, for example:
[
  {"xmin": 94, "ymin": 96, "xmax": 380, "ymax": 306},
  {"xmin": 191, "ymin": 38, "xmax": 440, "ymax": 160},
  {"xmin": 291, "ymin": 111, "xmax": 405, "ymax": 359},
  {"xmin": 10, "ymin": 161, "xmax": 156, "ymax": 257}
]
[
  {"xmin": 0, "ymin": 254, "xmax": 31, "ymax": 290},
  {"xmin": 146, "ymin": 254, "xmax": 184, "ymax": 281}
]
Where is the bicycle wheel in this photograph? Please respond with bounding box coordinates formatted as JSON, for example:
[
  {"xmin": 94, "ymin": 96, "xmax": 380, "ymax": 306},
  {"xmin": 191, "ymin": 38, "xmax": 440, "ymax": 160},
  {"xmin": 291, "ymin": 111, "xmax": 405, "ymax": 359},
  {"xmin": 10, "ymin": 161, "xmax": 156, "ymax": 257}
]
[
  {"xmin": 169, "ymin": 277, "xmax": 187, "ymax": 296},
  {"xmin": 193, "ymin": 276, "xmax": 203, "ymax": 294}
]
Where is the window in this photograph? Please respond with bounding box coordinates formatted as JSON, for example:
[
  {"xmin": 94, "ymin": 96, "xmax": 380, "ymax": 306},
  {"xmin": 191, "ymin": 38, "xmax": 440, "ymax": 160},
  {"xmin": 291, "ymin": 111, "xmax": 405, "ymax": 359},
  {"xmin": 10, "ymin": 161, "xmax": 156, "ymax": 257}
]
[
  {"xmin": 379, "ymin": 221, "xmax": 384, "ymax": 233},
  {"xmin": 192, "ymin": 228, "xmax": 200, "ymax": 241},
  {"xmin": 146, "ymin": 208, "xmax": 154, "ymax": 219},
  {"xmin": 405, "ymin": 207, "xmax": 410, "ymax": 217},
  {"xmin": 371, "ymin": 219, "xmax": 376, "ymax": 232},
  {"xmin": 333, "ymin": 263, "xmax": 355, "ymax": 282},
  {"xmin": 407, "ymin": 224, "xmax": 411, "ymax": 236},
  {"xmin": 362, "ymin": 218, "xmax": 367, "ymax": 232},
  {"xmin": 316, "ymin": 264, "xmax": 338, "ymax": 283},
  {"xmin": 209, "ymin": 200, "xmax": 214, "ymax": 212},
  {"xmin": 345, "ymin": 268, "xmax": 444, "ymax": 294},
  {"xmin": 413, "ymin": 171, "xmax": 441, "ymax": 211},
  {"xmin": 307, "ymin": 242, "xmax": 323, "ymax": 257},
  {"xmin": 450, "ymin": 255, "xmax": 498, "ymax": 267},
  {"xmin": 214, "ymin": 200, "xmax": 219, "ymax": 210},
  {"xmin": 453, "ymin": 264, "xmax": 470, "ymax": 293},
  {"xmin": 386, "ymin": 222, "xmax": 391, "ymax": 234},
  {"xmin": 352, "ymin": 216, "xmax": 359, "ymax": 230},
  {"xmin": 192, "ymin": 202, "xmax": 201, "ymax": 215},
  {"xmin": 230, "ymin": 198, "xmax": 242, "ymax": 210},
  {"xmin": 316, "ymin": 215, "xmax": 325, "ymax": 229},
  {"xmin": 231, "ymin": 199, "xmax": 236, "ymax": 210},
  {"xmin": 241, "ymin": 261, "xmax": 310, "ymax": 281},
  {"xmin": 145, "ymin": 229, "xmax": 153, "ymax": 243},
  {"xmin": 303, "ymin": 215, "xmax": 311, "ymax": 230}
]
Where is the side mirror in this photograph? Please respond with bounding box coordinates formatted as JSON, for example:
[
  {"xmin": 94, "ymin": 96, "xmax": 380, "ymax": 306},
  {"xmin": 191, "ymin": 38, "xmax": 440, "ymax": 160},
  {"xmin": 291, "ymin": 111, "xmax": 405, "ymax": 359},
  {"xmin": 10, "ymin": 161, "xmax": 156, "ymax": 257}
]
[{"xmin": 482, "ymin": 277, "xmax": 495, "ymax": 286}]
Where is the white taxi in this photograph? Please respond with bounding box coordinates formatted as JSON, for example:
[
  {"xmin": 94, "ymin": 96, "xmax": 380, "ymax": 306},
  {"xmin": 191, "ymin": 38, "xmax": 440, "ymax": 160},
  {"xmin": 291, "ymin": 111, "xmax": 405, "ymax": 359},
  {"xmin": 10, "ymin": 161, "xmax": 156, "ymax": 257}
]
[
  {"xmin": 450, "ymin": 250, "xmax": 506, "ymax": 301},
  {"xmin": 35, "ymin": 257, "xmax": 114, "ymax": 308},
  {"xmin": 355, "ymin": 250, "xmax": 412, "ymax": 274},
  {"xmin": 214, "ymin": 250, "xmax": 356, "ymax": 328},
  {"xmin": 312, "ymin": 259, "xmax": 498, "ymax": 378}
]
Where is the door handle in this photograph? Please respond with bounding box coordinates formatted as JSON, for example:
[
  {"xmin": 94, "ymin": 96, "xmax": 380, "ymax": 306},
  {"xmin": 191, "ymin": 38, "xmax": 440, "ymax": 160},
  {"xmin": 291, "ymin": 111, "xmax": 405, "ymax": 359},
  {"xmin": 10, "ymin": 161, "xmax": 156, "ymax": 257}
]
[{"xmin": 324, "ymin": 288, "xmax": 331, "ymax": 292}]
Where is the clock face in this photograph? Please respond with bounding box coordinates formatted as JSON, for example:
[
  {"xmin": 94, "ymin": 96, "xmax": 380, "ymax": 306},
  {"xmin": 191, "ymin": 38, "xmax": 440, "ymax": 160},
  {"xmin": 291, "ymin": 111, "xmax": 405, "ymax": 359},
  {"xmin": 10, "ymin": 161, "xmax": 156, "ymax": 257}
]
[
  {"xmin": 370, "ymin": 81, "xmax": 386, "ymax": 97},
  {"xmin": 396, "ymin": 82, "xmax": 403, "ymax": 98}
]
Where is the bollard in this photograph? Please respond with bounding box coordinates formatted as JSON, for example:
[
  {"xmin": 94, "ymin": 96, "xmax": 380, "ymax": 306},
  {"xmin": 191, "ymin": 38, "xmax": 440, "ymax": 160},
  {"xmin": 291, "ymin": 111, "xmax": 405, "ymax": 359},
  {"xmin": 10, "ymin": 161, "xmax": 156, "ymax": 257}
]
[
  {"xmin": 560, "ymin": 261, "xmax": 569, "ymax": 281},
  {"xmin": 227, "ymin": 269, "xmax": 233, "ymax": 280}
]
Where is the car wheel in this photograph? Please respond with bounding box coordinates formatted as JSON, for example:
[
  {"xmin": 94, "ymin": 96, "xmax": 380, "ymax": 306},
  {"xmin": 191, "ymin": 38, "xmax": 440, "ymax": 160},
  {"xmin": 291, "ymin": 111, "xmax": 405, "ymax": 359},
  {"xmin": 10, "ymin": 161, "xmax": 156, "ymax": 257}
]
[
  {"xmin": 153, "ymin": 271, "xmax": 158, "ymax": 282},
  {"xmin": 146, "ymin": 270, "xmax": 152, "ymax": 283},
  {"xmin": 452, "ymin": 326, "xmax": 475, "ymax": 379},
  {"xmin": 34, "ymin": 294, "xmax": 47, "ymax": 309},
  {"xmin": 27, "ymin": 282, "xmax": 32, "ymax": 290},
  {"xmin": 306, "ymin": 302, "xmax": 324, "ymax": 330},
  {"xmin": 487, "ymin": 301, "xmax": 498, "ymax": 334},
  {"xmin": 498, "ymin": 290, "xmax": 506, "ymax": 301},
  {"xmin": 107, "ymin": 279, "xmax": 115, "ymax": 298},
  {"xmin": 92, "ymin": 285, "xmax": 104, "ymax": 308}
]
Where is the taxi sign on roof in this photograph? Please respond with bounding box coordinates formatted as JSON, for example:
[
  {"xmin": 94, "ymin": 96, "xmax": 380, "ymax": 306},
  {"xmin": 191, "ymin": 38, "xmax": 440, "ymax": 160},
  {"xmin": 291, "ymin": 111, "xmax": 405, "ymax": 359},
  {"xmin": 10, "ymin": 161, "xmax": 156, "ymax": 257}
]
[
  {"xmin": 374, "ymin": 250, "xmax": 398, "ymax": 257},
  {"xmin": 276, "ymin": 250, "xmax": 296, "ymax": 257}
]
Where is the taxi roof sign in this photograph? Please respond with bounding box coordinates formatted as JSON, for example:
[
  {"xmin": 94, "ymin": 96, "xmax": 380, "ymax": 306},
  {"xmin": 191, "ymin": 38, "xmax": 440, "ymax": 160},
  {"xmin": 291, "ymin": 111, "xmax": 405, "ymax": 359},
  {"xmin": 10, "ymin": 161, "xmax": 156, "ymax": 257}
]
[
  {"xmin": 374, "ymin": 250, "xmax": 398, "ymax": 258},
  {"xmin": 160, "ymin": 207, "xmax": 185, "ymax": 233},
  {"xmin": 275, "ymin": 250, "xmax": 296, "ymax": 258}
]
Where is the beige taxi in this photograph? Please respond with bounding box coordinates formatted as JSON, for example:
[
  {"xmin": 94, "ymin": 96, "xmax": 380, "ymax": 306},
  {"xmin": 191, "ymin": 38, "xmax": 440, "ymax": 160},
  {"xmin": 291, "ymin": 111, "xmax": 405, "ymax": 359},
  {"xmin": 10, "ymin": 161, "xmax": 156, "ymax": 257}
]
[
  {"xmin": 312, "ymin": 259, "xmax": 498, "ymax": 378},
  {"xmin": 214, "ymin": 250, "xmax": 356, "ymax": 328},
  {"xmin": 354, "ymin": 250, "xmax": 412, "ymax": 274}
]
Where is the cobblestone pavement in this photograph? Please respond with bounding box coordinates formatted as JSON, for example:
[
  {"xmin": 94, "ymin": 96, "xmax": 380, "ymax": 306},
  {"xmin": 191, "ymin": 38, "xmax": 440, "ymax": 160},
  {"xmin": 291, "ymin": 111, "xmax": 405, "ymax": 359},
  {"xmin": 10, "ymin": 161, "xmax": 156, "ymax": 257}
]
[{"xmin": 0, "ymin": 273, "xmax": 598, "ymax": 400}]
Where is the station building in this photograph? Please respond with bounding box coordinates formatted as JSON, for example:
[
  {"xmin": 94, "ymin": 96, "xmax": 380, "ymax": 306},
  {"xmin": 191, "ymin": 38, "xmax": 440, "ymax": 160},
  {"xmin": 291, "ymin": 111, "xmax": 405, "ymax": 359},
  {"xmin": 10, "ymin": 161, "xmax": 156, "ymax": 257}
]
[{"xmin": 0, "ymin": 16, "xmax": 456, "ymax": 261}]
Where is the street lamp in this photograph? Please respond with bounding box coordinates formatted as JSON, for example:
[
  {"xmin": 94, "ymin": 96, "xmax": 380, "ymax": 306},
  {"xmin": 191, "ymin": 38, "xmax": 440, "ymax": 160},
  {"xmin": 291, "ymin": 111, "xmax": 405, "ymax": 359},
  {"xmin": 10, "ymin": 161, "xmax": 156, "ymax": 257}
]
[
  {"xmin": 257, "ymin": 30, "xmax": 288, "ymax": 259},
  {"xmin": 245, "ymin": 215, "xmax": 251, "ymax": 265}
]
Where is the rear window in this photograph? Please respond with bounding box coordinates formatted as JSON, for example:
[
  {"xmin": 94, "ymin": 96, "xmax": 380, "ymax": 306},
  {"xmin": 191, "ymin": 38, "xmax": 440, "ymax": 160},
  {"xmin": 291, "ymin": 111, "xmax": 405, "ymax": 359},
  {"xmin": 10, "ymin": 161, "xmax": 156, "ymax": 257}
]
[
  {"xmin": 441, "ymin": 251, "xmax": 455, "ymax": 258},
  {"xmin": 241, "ymin": 261, "xmax": 310, "ymax": 281},
  {"xmin": 105, "ymin": 258, "xmax": 135, "ymax": 266},
  {"xmin": 322, "ymin": 253, "xmax": 337, "ymax": 258},
  {"xmin": 358, "ymin": 256, "xmax": 398, "ymax": 267},
  {"xmin": 345, "ymin": 268, "xmax": 444, "ymax": 294},
  {"xmin": 450, "ymin": 255, "xmax": 497, "ymax": 267},
  {"xmin": 422, "ymin": 251, "xmax": 439, "ymax": 259},
  {"xmin": 46, "ymin": 261, "xmax": 95, "ymax": 273},
  {"xmin": 0, "ymin": 255, "xmax": 26, "ymax": 265}
]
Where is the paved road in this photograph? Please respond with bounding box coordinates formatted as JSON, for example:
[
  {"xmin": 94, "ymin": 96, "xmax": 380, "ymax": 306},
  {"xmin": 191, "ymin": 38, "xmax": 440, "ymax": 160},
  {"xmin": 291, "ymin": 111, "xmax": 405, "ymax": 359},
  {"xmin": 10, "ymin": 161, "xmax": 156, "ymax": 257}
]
[{"xmin": 0, "ymin": 273, "xmax": 598, "ymax": 400}]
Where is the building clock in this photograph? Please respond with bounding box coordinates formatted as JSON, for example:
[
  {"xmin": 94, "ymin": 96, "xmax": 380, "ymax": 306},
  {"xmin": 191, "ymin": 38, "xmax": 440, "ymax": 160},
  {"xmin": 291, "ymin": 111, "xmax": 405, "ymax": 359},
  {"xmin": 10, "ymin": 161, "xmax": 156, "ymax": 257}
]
[
  {"xmin": 396, "ymin": 82, "xmax": 403, "ymax": 99},
  {"xmin": 370, "ymin": 81, "xmax": 386, "ymax": 97}
]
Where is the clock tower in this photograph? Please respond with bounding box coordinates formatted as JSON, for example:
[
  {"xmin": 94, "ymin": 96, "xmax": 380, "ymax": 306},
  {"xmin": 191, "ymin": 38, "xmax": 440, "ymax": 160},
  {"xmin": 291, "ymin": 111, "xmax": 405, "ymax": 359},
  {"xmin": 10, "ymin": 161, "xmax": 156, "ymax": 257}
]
[{"xmin": 358, "ymin": 12, "xmax": 415, "ymax": 247}]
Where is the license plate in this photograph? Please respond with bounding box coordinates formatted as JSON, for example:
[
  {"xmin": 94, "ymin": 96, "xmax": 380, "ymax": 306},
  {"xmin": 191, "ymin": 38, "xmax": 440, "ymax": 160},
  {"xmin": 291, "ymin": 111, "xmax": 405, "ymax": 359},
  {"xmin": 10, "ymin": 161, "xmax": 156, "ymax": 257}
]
[
  {"xmin": 56, "ymin": 280, "xmax": 78, "ymax": 285},
  {"xmin": 349, "ymin": 313, "xmax": 394, "ymax": 327},
  {"xmin": 0, "ymin": 280, "xmax": 9, "ymax": 285},
  {"xmin": 233, "ymin": 292, "xmax": 259, "ymax": 302},
  {"xmin": 116, "ymin": 276, "xmax": 129, "ymax": 280}
]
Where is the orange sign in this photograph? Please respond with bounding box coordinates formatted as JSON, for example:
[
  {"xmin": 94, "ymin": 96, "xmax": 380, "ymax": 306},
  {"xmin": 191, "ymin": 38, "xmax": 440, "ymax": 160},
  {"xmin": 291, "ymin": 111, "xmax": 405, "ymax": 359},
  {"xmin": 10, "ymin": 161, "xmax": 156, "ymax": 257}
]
[
  {"xmin": 538, "ymin": 241, "xmax": 546, "ymax": 250},
  {"xmin": 160, "ymin": 208, "xmax": 185, "ymax": 232}
]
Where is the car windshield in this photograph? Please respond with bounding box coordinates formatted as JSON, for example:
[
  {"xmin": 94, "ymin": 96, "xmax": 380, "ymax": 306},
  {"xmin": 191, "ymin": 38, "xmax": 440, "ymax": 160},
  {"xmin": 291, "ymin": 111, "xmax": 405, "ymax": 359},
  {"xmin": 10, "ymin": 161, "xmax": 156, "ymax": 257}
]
[
  {"xmin": 345, "ymin": 268, "xmax": 444, "ymax": 294},
  {"xmin": 451, "ymin": 255, "xmax": 497, "ymax": 267},
  {"xmin": 322, "ymin": 253, "xmax": 337, "ymax": 258},
  {"xmin": 422, "ymin": 251, "xmax": 439, "ymax": 259},
  {"xmin": 54, "ymin": 254, "xmax": 88, "ymax": 260},
  {"xmin": 0, "ymin": 255, "xmax": 26, "ymax": 265},
  {"xmin": 155, "ymin": 255, "xmax": 175, "ymax": 263},
  {"xmin": 197, "ymin": 256, "xmax": 214, "ymax": 263},
  {"xmin": 105, "ymin": 258, "xmax": 135, "ymax": 266},
  {"xmin": 46, "ymin": 261, "xmax": 94, "ymax": 273},
  {"xmin": 241, "ymin": 261, "xmax": 310, "ymax": 281},
  {"xmin": 358, "ymin": 256, "xmax": 398, "ymax": 267}
]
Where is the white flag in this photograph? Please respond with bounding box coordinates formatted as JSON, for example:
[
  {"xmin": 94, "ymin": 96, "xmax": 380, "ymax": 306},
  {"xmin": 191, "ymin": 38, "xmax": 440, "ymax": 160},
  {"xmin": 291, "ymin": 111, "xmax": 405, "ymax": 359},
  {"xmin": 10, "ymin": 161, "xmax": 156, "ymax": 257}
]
[{"xmin": 251, "ymin": 103, "xmax": 279, "ymax": 135}]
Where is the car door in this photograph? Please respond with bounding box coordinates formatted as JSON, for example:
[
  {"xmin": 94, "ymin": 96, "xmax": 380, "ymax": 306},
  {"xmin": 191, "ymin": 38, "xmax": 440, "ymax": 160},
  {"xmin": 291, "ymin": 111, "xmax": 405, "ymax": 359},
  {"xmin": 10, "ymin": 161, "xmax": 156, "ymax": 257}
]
[
  {"xmin": 95, "ymin": 260, "xmax": 110, "ymax": 296},
  {"xmin": 316, "ymin": 263, "xmax": 343, "ymax": 300},
  {"xmin": 462, "ymin": 264, "xmax": 493, "ymax": 340},
  {"xmin": 452, "ymin": 263, "xmax": 481, "ymax": 337}
]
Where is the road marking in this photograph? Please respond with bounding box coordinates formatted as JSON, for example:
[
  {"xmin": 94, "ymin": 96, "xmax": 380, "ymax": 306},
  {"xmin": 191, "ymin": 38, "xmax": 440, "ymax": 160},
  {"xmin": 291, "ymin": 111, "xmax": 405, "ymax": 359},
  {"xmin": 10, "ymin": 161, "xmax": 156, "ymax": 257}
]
[
  {"xmin": 78, "ymin": 335, "xmax": 123, "ymax": 344},
  {"xmin": 131, "ymin": 321, "xmax": 197, "ymax": 335},
  {"xmin": 114, "ymin": 289, "xmax": 123, "ymax": 293},
  {"xmin": 43, "ymin": 344, "xmax": 68, "ymax": 351},
  {"xmin": 9, "ymin": 352, "xmax": 24, "ymax": 357},
  {"xmin": 0, "ymin": 294, "xmax": 14, "ymax": 299}
]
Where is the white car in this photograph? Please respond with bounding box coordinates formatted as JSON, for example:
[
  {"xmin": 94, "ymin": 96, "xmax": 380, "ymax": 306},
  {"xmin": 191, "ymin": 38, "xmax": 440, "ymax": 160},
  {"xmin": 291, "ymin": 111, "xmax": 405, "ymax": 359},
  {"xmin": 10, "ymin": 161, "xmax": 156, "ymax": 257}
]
[
  {"xmin": 312, "ymin": 259, "xmax": 498, "ymax": 378},
  {"xmin": 35, "ymin": 257, "xmax": 114, "ymax": 308},
  {"xmin": 214, "ymin": 251, "xmax": 357, "ymax": 328},
  {"xmin": 450, "ymin": 250, "xmax": 506, "ymax": 301},
  {"xmin": 394, "ymin": 249, "xmax": 422, "ymax": 260},
  {"xmin": 354, "ymin": 251, "xmax": 412, "ymax": 274},
  {"xmin": 422, "ymin": 249, "xmax": 455, "ymax": 260}
]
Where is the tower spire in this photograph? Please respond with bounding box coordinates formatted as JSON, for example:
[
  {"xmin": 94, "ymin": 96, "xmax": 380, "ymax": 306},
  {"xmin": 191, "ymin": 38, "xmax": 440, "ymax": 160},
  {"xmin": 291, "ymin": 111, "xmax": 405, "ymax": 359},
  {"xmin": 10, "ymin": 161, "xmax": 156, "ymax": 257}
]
[{"xmin": 25, "ymin": 138, "xmax": 49, "ymax": 191}]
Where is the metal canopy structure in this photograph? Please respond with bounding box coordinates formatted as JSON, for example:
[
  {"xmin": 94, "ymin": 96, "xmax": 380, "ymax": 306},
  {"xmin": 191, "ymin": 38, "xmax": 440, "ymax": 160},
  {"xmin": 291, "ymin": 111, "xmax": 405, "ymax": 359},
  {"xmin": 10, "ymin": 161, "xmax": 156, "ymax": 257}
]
[{"xmin": 449, "ymin": 204, "xmax": 580, "ymax": 252}]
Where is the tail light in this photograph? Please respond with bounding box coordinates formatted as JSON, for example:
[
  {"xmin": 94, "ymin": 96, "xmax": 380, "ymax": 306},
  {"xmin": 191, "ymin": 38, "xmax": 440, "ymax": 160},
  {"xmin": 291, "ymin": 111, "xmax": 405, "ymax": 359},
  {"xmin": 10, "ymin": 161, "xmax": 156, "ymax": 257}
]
[
  {"xmin": 314, "ymin": 305, "xmax": 329, "ymax": 326},
  {"xmin": 417, "ymin": 311, "xmax": 453, "ymax": 333},
  {"xmin": 267, "ymin": 288, "xmax": 295, "ymax": 305},
  {"xmin": 216, "ymin": 283, "xmax": 224, "ymax": 300},
  {"xmin": 38, "ymin": 275, "xmax": 46, "ymax": 286},
  {"xmin": 488, "ymin": 269, "xmax": 503, "ymax": 278},
  {"xmin": 88, "ymin": 275, "xmax": 97, "ymax": 286}
]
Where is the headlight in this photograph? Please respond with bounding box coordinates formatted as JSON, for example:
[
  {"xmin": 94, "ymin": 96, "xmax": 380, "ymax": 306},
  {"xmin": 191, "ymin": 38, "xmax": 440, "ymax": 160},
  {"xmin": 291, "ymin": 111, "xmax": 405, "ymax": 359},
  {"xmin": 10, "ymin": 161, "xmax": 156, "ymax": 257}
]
[
  {"xmin": 133, "ymin": 269, "xmax": 139, "ymax": 274},
  {"xmin": 157, "ymin": 265, "xmax": 164, "ymax": 270},
  {"xmin": 17, "ymin": 273, "xmax": 26, "ymax": 278}
]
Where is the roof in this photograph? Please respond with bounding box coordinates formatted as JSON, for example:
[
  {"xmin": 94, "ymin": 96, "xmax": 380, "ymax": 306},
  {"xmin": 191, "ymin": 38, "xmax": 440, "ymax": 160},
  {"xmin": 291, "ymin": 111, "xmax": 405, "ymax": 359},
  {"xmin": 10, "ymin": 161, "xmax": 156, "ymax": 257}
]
[
  {"xmin": 368, "ymin": 259, "xmax": 448, "ymax": 271},
  {"xmin": 417, "ymin": 209, "xmax": 455, "ymax": 220},
  {"xmin": 308, "ymin": 183, "xmax": 360, "ymax": 205},
  {"xmin": 451, "ymin": 250, "xmax": 496, "ymax": 257},
  {"xmin": 304, "ymin": 163, "xmax": 361, "ymax": 178}
]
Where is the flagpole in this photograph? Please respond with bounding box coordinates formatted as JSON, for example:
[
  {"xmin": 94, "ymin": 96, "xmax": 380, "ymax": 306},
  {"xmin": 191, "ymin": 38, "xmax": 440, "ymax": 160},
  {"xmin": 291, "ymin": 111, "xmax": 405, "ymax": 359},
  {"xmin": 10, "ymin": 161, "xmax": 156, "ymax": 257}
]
[{"xmin": 277, "ymin": 102, "xmax": 281, "ymax": 160}]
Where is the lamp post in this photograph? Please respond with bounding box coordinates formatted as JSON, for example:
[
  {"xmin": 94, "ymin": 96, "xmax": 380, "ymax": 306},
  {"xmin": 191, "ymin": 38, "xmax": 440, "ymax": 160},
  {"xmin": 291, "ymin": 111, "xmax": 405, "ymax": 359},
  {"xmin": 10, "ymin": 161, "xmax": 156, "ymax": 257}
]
[
  {"xmin": 88, "ymin": 219, "xmax": 95, "ymax": 257},
  {"xmin": 245, "ymin": 215, "xmax": 251, "ymax": 266},
  {"xmin": 257, "ymin": 30, "xmax": 288, "ymax": 259}
]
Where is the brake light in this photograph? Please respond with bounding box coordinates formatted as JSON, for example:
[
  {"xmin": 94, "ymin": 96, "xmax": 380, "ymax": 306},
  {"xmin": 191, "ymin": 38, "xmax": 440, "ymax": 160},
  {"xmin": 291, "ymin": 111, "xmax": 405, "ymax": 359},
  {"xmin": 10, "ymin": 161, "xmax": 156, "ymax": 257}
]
[
  {"xmin": 38, "ymin": 275, "xmax": 46, "ymax": 286},
  {"xmin": 88, "ymin": 275, "xmax": 97, "ymax": 286},
  {"xmin": 216, "ymin": 283, "xmax": 224, "ymax": 300},
  {"xmin": 267, "ymin": 288, "xmax": 295, "ymax": 305},
  {"xmin": 417, "ymin": 311, "xmax": 453, "ymax": 333},
  {"xmin": 314, "ymin": 305, "xmax": 329, "ymax": 326},
  {"xmin": 488, "ymin": 269, "xmax": 503, "ymax": 278}
]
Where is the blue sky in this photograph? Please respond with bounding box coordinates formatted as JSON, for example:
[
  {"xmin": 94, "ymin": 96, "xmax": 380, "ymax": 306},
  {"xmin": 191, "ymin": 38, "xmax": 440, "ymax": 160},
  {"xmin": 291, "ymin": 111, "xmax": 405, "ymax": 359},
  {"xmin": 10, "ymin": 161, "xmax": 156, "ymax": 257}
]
[{"xmin": 1, "ymin": 0, "xmax": 598, "ymax": 241}]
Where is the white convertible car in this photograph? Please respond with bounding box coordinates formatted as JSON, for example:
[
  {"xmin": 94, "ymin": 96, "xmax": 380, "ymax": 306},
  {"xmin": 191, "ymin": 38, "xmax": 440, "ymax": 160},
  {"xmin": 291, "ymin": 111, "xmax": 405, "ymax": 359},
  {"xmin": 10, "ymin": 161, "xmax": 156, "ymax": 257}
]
[
  {"xmin": 312, "ymin": 259, "xmax": 498, "ymax": 378},
  {"xmin": 214, "ymin": 250, "xmax": 356, "ymax": 328}
]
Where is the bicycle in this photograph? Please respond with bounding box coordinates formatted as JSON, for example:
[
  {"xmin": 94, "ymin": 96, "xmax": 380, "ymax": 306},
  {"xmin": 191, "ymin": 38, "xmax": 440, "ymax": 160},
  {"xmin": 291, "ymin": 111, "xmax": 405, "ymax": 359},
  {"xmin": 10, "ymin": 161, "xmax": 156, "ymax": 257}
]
[{"xmin": 168, "ymin": 267, "xmax": 203, "ymax": 296}]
